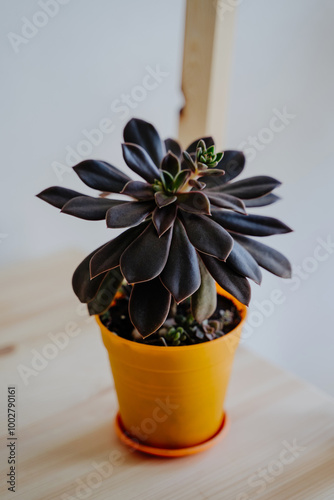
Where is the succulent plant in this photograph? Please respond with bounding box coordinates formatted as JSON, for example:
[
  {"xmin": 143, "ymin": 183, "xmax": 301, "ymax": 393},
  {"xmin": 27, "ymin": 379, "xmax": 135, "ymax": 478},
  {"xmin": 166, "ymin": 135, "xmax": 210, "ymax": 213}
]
[
  {"xmin": 100, "ymin": 285, "xmax": 241, "ymax": 346},
  {"xmin": 37, "ymin": 118, "xmax": 292, "ymax": 338}
]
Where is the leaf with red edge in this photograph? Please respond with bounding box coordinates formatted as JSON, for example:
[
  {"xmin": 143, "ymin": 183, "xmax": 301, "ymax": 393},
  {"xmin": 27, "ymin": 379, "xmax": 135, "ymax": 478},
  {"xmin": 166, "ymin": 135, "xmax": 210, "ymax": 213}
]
[
  {"xmin": 61, "ymin": 196, "xmax": 126, "ymax": 220},
  {"xmin": 120, "ymin": 222, "xmax": 172, "ymax": 284},
  {"xmin": 200, "ymin": 150, "xmax": 245, "ymax": 188},
  {"xmin": 72, "ymin": 246, "xmax": 107, "ymax": 303},
  {"xmin": 232, "ymin": 233, "xmax": 292, "ymax": 278},
  {"xmin": 243, "ymin": 193, "xmax": 280, "ymax": 207},
  {"xmin": 36, "ymin": 186, "xmax": 86, "ymax": 209},
  {"xmin": 123, "ymin": 118, "xmax": 164, "ymax": 168},
  {"xmin": 90, "ymin": 222, "xmax": 150, "ymax": 278},
  {"xmin": 164, "ymin": 138, "xmax": 182, "ymax": 158},
  {"xmin": 122, "ymin": 143, "xmax": 160, "ymax": 183},
  {"xmin": 155, "ymin": 191, "xmax": 177, "ymax": 208},
  {"xmin": 177, "ymin": 192, "xmax": 211, "ymax": 215},
  {"xmin": 160, "ymin": 219, "xmax": 201, "ymax": 303},
  {"xmin": 217, "ymin": 176, "xmax": 281, "ymax": 199},
  {"xmin": 152, "ymin": 204, "xmax": 177, "ymax": 236},
  {"xmin": 180, "ymin": 212, "xmax": 233, "ymax": 260},
  {"xmin": 73, "ymin": 160, "xmax": 130, "ymax": 193},
  {"xmin": 226, "ymin": 240, "xmax": 262, "ymax": 284},
  {"xmin": 218, "ymin": 151, "xmax": 245, "ymax": 181},
  {"xmin": 121, "ymin": 180, "xmax": 154, "ymax": 200},
  {"xmin": 206, "ymin": 192, "xmax": 247, "ymax": 214},
  {"xmin": 211, "ymin": 211, "xmax": 293, "ymax": 236},
  {"xmin": 129, "ymin": 277, "xmax": 171, "ymax": 337},
  {"xmin": 106, "ymin": 200, "xmax": 154, "ymax": 228},
  {"xmin": 161, "ymin": 152, "xmax": 180, "ymax": 177},
  {"xmin": 88, "ymin": 268, "xmax": 124, "ymax": 316},
  {"xmin": 200, "ymin": 253, "xmax": 251, "ymax": 306}
]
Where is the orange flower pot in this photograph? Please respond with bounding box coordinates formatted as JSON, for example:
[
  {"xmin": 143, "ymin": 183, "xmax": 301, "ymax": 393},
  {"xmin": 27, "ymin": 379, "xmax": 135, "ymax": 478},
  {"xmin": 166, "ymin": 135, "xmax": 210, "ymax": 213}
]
[{"xmin": 96, "ymin": 286, "xmax": 247, "ymax": 456}]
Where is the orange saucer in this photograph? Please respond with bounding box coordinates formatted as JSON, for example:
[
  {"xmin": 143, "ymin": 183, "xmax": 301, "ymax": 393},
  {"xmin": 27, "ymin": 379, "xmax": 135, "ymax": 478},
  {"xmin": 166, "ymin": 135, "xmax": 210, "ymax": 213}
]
[{"xmin": 114, "ymin": 412, "xmax": 229, "ymax": 457}]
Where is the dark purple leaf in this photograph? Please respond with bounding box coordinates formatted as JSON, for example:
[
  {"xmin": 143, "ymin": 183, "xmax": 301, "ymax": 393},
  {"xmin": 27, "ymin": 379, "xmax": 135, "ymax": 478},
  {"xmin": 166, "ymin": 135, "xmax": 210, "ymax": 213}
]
[
  {"xmin": 232, "ymin": 234, "xmax": 292, "ymax": 278},
  {"xmin": 129, "ymin": 277, "xmax": 171, "ymax": 337},
  {"xmin": 200, "ymin": 253, "xmax": 251, "ymax": 306},
  {"xmin": 161, "ymin": 152, "xmax": 180, "ymax": 177},
  {"xmin": 180, "ymin": 213, "xmax": 233, "ymax": 260},
  {"xmin": 243, "ymin": 193, "xmax": 281, "ymax": 207},
  {"xmin": 186, "ymin": 136, "xmax": 214, "ymax": 154},
  {"xmin": 155, "ymin": 191, "xmax": 177, "ymax": 208},
  {"xmin": 72, "ymin": 245, "xmax": 107, "ymax": 303},
  {"xmin": 160, "ymin": 219, "xmax": 201, "ymax": 303},
  {"xmin": 121, "ymin": 180, "xmax": 154, "ymax": 200},
  {"xmin": 106, "ymin": 200, "xmax": 154, "ymax": 228},
  {"xmin": 211, "ymin": 211, "xmax": 293, "ymax": 236},
  {"xmin": 219, "ymin": 151, "xmax": 245, "ymax": 182},
  {"xmin": 122, "ymin": 143, "xmax": 160, "ymax": 183},
  {"xmin": 191, "ymin": 257, "xmax": 217, "ymax": 323},
  {"xmin": 120, "ymin": 222, "xmax": 172, "ymax": 284},
  {"xmin": 61, "ymin": 196, "xmax": 126, "ymax": 221},
  {"xmin": 206, "ymin": 192, "xmax": 247, "ymax": 214},
  {"xmin": 164, "ymin": 138, "xmax": 182, "ymax": 158},
  {"xmin": 152, "ymin": 204, "xmax": 177, "ymax": 236},
  {"xmin": 227, "ymin": 240, "xmax": 262, "ymax": 284},
  {"xmin": 200, "ymin": 150, "xmax": 245, "ymax": 188},
  {"xmin": 216, "ymin": 176, "xmax": 281, "ymax": 199},
  {"xmin": 90, "ymin": 222, "xmax": 150, "ymax": 278},
  {"xmin": 88, "ymin": 268, "xmax": 124, "ymax": 315},
  {"xmin": 73, "ymin": 160, "xmax": 130, "ymax": 193},
  {"xmin": 36, "ymin": 186, "xmax": 85, "ymax": 209},
  {"xmin": 123, "ymin": 118, "xmax": 164, "ymax": 168},
  {"xmin": 177, "ymin": 192, "xmax": 211, "ymax": 215}
]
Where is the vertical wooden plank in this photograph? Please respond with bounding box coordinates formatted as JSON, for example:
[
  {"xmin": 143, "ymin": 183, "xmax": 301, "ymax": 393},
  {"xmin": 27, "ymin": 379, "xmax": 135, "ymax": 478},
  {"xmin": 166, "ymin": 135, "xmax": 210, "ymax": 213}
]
[{"xmin": 179, "ymin": 0, "xmax": 236, "ymax": 149}]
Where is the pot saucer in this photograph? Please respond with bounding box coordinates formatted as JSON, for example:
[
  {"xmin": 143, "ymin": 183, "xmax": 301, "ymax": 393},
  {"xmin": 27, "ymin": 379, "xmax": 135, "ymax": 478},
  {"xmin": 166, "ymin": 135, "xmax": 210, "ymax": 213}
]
[{"xmin": 114, "ymin": 412, "xmax": 229, "ymax": 457}]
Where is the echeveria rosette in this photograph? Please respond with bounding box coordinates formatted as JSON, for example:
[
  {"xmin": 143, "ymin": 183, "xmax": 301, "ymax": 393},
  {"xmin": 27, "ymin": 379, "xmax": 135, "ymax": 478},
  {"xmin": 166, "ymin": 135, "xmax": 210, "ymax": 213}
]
[{"xmin": 37, "ymin": 118, "xmax": 292, "ymax": 338}]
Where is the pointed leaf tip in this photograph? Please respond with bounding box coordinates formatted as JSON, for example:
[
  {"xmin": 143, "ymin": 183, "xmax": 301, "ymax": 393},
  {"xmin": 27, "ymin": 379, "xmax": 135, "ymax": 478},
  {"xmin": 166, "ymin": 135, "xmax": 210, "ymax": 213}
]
[
  {"xmin": 122, "ymin": 143, "xmax": 160, "ymax": 183},
  {"xmin": 124, "ymin": 118, "xmax": 164, "ymax": 168},
  {"xmin": 129, "ymin": 278, "xmax": 171, "ymax": 337},
  {"xmin": 36, "ymin": 186, "xmax": 85, "ymax": 209},
  {"xmin": 120, "ymin": 222, "xmax": 172, "ymax": 284},
  {"xmin": 73, "ymin": 160, "xmax": 130, "ymax": 193},
  {"xmin": 161, "ymin": 152, "xmax": 180, "ymax": 177},
  {"xmin": 177, "ymin": 192, "xmax": 211, "ymax": 215},
  {"xmin": 160, "ymin": 219, "xmax": 201, "ymax": 303}
]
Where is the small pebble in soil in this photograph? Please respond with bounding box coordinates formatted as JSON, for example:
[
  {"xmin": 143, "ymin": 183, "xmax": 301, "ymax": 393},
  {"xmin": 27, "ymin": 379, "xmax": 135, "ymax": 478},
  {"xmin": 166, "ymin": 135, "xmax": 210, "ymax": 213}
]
[{"xmin": 100, "ymin": 286, "xmax": 242, "ymax": 347}]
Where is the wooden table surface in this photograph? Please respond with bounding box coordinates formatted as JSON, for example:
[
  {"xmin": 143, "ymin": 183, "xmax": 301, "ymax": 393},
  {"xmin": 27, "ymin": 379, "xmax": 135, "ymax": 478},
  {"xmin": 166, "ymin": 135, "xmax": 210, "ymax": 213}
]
[{"xmin": 0, "ymin": 251, "xmax": 333, "ymax": 500}]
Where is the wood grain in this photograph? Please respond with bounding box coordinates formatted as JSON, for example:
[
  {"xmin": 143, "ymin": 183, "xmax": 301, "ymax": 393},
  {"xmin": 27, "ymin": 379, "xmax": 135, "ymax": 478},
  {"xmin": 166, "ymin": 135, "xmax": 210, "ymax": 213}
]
[
  {"xmin": 0, "ymin": 252, "xmax": 333, "ymax": 500},
  {"xmin": 179, "ymin": 0, "xmax": 236, "ymax": 149}
]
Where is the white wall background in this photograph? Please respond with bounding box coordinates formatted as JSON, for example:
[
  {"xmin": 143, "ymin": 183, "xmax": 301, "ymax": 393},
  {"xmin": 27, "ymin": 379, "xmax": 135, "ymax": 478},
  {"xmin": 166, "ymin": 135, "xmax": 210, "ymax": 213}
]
[
  {"xmin": 225, "ymin": 0, "xmax": 334, "ymax": 397},
  {"xmin": 1, "ymin": 0, "xmax": 186, "ymax": 264},
  {"xmin": 1, "ymin": 1, "xmax": 333, "ymax": 395}
]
